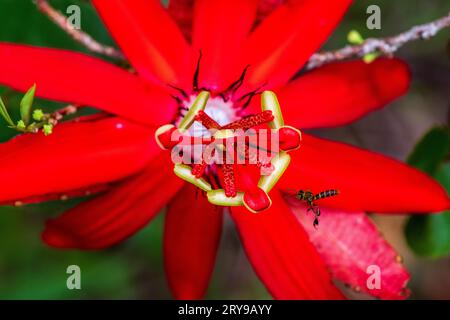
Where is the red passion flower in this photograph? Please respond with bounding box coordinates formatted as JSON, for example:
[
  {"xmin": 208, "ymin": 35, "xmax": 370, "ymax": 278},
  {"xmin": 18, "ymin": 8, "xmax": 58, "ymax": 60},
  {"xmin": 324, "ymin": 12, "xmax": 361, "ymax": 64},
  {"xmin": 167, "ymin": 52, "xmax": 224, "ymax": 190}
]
[{"xmin": 0, "ymin": 0, "xmax": 448, "ymax": 299}]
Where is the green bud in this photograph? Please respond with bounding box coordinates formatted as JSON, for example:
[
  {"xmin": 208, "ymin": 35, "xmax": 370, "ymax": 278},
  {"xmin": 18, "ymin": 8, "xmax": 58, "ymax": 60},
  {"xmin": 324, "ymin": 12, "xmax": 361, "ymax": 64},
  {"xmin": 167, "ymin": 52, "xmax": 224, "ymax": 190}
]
[
  {"xmin": 347, "ymin": 30, "xmax": 364, "ymax": 45},
  {"xmin": 363, "ymin": 52, "xmax": 379, "ymax": 64},
  {"xmin": 20, "ymin": 84, "xmax": 36, "ymax": 125},
  {"xmin": 43, "ymin": 124, "xmax": 53, "ymax": 136},
  {"xmin": 33, "ymin": 109, "xmax": 44, "ymax": 121},
  {"xmin": 16, "ymin": 120, "xmax": 26, "ymax": 130}
]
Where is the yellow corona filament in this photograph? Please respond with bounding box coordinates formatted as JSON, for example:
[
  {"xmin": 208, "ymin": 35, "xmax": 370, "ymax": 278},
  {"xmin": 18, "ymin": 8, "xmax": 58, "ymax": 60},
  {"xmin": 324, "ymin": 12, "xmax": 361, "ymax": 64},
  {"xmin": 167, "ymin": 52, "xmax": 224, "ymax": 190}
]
[
  {"xmin": 258, "ymin": 152, "xmax": 291, "ymax": 193},
  {"xmin": 207, "ymin": 189, "xmax": 244, "ymax": 206},
  {"xmin": 261, "ymin": 91, "xmax": 284, "ymax": 129}
]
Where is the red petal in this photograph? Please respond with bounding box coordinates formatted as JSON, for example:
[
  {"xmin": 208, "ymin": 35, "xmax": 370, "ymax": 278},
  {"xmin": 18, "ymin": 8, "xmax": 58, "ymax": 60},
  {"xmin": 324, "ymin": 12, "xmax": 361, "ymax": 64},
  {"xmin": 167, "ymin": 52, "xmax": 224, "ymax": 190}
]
[
  {"xmin": 192, "ymin": 0, "xmax": 258, "ymax": 91},
  {"xmin": 256, "ymin": 0, "xmax": 284, "ymax": 24},
  {"xmin": 231, "ymin": 191, "xmax": 344, "ymax": 299},
  {"xmin": 0, "ymin": 183, "xmax": 110, "ymax": 206},
  {"xmin": 286, "ymin": 200, "xmax": 410, "ymax": 299},
  {"xmin": 168, "ymin": 0, "xmax": 194, "ymax": 41},
  {"xmin": 0, "ymin": 117, "xmax": 157, "ymax": 203},
  {"xmin": 279, "ymin": 134, "xmax": 450, "ymax": 213},
  {"xmin": 93, "ymin": 0, "xmax": 192, "ymax": 86},
  {"xmin": 241, "ymin": 0, "xmax": 351, "ymax": 89},
  {"xmin": 0, "ymin": 43, "xmax": 176, "ymax": 125},
  {"xmin": 164, "ymin": 184, "xmax": 223, "ymax": 299},
  {"xmin": 278, "ymin": 58, "xmax": 411, "ymax": 129},
  {"xmin": 42, "ymin": 154, "xmax": 184, "ymax": 249}
]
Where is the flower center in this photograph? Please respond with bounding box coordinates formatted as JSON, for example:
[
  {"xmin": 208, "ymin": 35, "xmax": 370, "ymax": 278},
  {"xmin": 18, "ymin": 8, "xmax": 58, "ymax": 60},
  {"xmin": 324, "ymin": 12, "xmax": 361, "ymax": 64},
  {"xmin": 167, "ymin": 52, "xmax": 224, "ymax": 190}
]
[
  {"xmin": 155, "ymin": 90, "xmax": 302, "ymax": 213},
  {"xmin": 154, "ymin": 55, "xmax": 301, "ymax": 212},
  {"xmin": 178, "ymin": 95, "xmax": 238, "ymax": 138}
]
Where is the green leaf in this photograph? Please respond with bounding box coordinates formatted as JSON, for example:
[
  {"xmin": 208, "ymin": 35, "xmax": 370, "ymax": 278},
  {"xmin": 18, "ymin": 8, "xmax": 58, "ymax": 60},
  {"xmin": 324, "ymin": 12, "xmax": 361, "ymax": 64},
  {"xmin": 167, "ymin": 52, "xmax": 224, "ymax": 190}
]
[
  {"xmin": 407, "ymin": 127, "xmax": 450, "ymax": 176},
  {"xmin": 19, "ymin": 84, "xmax": 36, "ymax": 125},
  {"xmin": 436, "ymin": 163, "xmax": 450, "ymax": 191},
  {"xmin": 406, "ymin": 163, "xmax": 450, "ymax": 258},
  {"xmin": 0, "ymin": 97, "xmax": 14, "ymax": 126},
  {"xmin": 406, "ymin": 211, "xmax": 450, "ymax": 258}
]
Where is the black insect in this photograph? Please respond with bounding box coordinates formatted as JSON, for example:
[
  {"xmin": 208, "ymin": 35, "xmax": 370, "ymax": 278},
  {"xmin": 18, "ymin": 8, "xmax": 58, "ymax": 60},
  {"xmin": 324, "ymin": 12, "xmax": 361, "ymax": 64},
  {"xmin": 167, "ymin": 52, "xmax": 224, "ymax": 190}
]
[{"xmin": 295, "ymin": 189, "xmax": 340, "ymax": 228}]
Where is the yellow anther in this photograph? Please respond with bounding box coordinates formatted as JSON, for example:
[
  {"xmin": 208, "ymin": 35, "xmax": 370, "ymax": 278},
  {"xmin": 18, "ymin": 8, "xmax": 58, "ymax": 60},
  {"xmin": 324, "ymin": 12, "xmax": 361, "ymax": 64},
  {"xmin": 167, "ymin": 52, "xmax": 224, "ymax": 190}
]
[
  {"xmin": 173, "ymin": 164, "xmax": 212, "ymax": 192},
  {"xmin": 261, "ymin": 91, "xmax": 284, "ymax": 129},
  {"xmin": 213, "ymin": 129, "xmax": 235, "ymax": 140},
  {"xmin": 155, "ymin": 124, "xmax": 176, "ymax": 150},
  {"xmin": 207, "ymin": 189, "xmax": 244, "ymax": 206},
  {"xmin": 258, "ymin": 152, "xmax": 291, "ymax": 193},
  {"xmin": 178, "ymin": 91, "xmax": 210, "ymax": 133}
]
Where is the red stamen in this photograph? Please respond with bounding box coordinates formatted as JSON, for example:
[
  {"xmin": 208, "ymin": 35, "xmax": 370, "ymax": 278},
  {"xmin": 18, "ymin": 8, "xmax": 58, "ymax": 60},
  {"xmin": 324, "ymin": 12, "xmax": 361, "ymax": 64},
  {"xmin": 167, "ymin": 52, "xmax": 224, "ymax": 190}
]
[
  {"xmin": 222, "ymin": 164, "xmax": 237, "ymax": 197},
  {"xmin": 279, "ymin": 126, "xmax": 301, "ymax": 151},
  {"xmin": 257, "ymin": 161, "xmax": 274, "ymax": 175},
  {"xmin": 243, "ymin": 143, "xmax": 257, "ymax": 164},
  {"xmin": 235, "ymin": 165, "xmax": 271, "ymax": 212},
  {"xmin": 192, "ymin": 161, "xmax": 207, "ymax": 178},
  {"xmin": 195, "ymin": 110, "xmax": 221, "ymax": 130},
  {"xmin": 223, "ymin": 110, "xmax": 274, "ymax": 130}
]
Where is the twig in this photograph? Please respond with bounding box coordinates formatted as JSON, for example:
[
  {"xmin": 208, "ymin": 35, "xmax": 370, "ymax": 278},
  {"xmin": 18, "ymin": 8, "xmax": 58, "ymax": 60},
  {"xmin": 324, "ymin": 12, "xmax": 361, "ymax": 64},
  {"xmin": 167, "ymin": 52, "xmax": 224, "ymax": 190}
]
[
  {"xmin": 47, "ymin": 104, "xmax": 79, "ymax": 125},
  {"xmin": 34, "ymin": 0, "xmax": 125, "ymax": 60},
  {"xmin": 306, "ymin": 12, "xmax": 450, "ymax": 70}
]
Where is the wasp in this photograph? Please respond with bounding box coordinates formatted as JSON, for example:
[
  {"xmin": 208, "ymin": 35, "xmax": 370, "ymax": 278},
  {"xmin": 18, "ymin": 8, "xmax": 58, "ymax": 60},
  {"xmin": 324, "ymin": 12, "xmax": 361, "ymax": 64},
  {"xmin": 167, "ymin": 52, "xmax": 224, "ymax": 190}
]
[{"xmin": 295, "ymin": 189, "xmax": 340, "ymax": 228}]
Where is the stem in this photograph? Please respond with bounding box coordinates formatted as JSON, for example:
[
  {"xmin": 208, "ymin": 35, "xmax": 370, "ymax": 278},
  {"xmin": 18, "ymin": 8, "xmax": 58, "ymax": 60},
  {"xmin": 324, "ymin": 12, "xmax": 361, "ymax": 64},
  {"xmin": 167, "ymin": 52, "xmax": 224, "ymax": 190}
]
[
  {"xmin": 34, "ymin": 0, "xmax": 125, "ymax": 60},
  {"xmin": 306, "ymin": 12, "xmax": 450, "ymax": 70},
  {"xmin": 46, "ymin": 104, "xmax": 79, "ymax": 125}
]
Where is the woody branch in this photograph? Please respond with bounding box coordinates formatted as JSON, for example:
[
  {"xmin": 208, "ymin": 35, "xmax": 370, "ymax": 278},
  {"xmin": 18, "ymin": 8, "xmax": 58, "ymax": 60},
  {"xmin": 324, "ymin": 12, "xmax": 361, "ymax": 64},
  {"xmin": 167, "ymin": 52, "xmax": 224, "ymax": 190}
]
[
  {"xmin": 47, "ymin": 104, "xmax": 79, "ymax": 125},
  {"xmin": 306, "ymin": 12, "xmax": 450, "ymax": 70},
  {"xmin": 35, "ymin": 1, "xmax": 449, "ymax": 72},
  {"xmin": 34, "ymin": 0, "xmax": 124, "ymax": 60}
]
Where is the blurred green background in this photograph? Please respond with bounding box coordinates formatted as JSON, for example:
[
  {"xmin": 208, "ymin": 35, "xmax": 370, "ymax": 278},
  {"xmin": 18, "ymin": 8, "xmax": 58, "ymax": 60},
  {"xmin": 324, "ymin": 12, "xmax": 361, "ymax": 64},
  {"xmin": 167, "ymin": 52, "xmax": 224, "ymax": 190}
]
[{"xmin": 0, "ymin": 0, "xmax": 449, "ymax": 299}]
